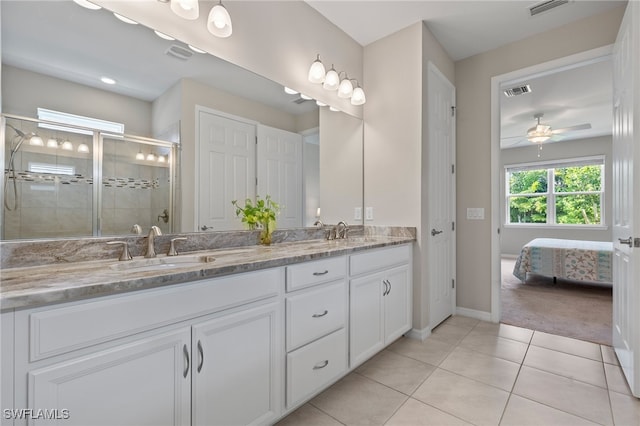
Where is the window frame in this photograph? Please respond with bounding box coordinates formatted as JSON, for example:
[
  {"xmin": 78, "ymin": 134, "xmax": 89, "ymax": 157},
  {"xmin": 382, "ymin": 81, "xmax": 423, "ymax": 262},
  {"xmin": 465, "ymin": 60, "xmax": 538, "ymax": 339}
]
[{"xmin": 504, "ymin": 155, "xmax": 606, "ymax": 228}]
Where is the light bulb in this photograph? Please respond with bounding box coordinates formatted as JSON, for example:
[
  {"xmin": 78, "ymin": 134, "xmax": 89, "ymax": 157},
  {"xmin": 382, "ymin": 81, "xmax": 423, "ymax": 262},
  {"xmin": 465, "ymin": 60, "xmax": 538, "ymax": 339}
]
[
  {"xmin": 300, "ymin": 93, "xmax": 312, "ymax": 100},
  {"xmin": 170, "ymin": 0, "xmax": 199, "ymax": 20},
  {"xmin": 147, "ymin": 153, "xmax": 156, "ymax": 161},
  {"xmin": 323, "ymin": 66, "xmax": 340, "ymax": 91},
  {"xmin": 101, "ymin": 76, "xmax": 116, "ymax": 85},
  {"xmin": 77, "ymin": 143, "xmax": 90, "ymax": 153},
  {"xmin": 61, "ymin": 140, "xmax": 74, "ymax": 151},
  {"xmin": 154, "ymin": 30, "xmax": 175, "ymax": 41},
  {"xmin": 72, "ymin": 0, "xmax": 101, "ymax": 10},
  {"xmin": 136, "ymin": 151, "xmax": 145, "ymax": 160},
  {"xmin": 47, "ymin": 138, "xmax": 59, "ymax": 148},
  {"xmin": 316, "ymin": 100, "xmax": 327, "ymax": 107},
  {"xmin": 329, "ymin": 106, "xmax": 340, "ymax": 112},
  {"xmin": 338, "ymin": 77, "xmax": 353, "ymax": 99},
  {"xmin": 207, "ymin": 2, "xmax": 232, "ymax": 38},
  {"xmin": 351, "ymin": 84, "xmax": 366, "ymax": 106},
  {"xmin": 158, "ymin": 155, "xmax": 166, "ymax": 163},
  {"xmin": 29, "ymin": 135, "xmax": 44, "ymax": 147},
  {"xmin": 188, "ymin": 44, "xmax": 206, "ymax": 54},
  {"xmin": 284, "ymin": 87, "xmax": 298, "ymax": 95},
  {"xmin": 113, "ymin": 13, "xmax": 138, "ymax": 25},
  {"xmin": 308, "ymin": 54, "xmax": 326, "ymax": 84}
]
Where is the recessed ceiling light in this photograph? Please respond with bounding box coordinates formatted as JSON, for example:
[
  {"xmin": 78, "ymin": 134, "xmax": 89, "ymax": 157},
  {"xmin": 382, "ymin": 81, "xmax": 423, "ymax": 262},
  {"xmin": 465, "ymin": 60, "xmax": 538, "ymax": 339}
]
[
  {"xmin": 188, "ymin": 44, "xmax": 206, "ymax": 54},
  {"xmin": 113, "ymin": 13, "xmax": 138, "ymax": 25},
  {"xmin": 72, "ymin": 0, "xmax": 101, "ymax": 10},
  {"xmin": 154, "ymin": 30, "xmax": 175, "ymax": 41},
  {"xmin": 101, "ymin": 76, "xmax": 116, "ymax": 85}
]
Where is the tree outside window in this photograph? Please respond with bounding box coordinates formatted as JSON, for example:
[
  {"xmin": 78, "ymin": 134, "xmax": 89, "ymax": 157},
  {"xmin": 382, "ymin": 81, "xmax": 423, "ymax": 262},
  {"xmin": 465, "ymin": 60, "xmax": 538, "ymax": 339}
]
[{"xmin": 506, "ymin": 158, "xmax": 604, "ymax": 226}]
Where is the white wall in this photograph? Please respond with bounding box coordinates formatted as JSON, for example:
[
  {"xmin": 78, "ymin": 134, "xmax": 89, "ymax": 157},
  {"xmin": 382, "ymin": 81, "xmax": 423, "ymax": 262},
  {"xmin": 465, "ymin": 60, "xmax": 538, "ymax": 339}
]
[
  {"xmin": 455, "ymin": 6, "xmax": 625, "ymax": 314},
  {"xmin": 2, "ymin": 65, "xmax": 152, "ymax": 136},
  {"xmin": 500, "ymin": 136, "xmax": 613, "ymax": 255}
]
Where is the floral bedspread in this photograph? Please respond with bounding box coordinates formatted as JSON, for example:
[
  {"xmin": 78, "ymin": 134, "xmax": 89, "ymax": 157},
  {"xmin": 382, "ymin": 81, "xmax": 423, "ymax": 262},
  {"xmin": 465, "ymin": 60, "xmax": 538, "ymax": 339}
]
[{"xmin": 513, "ymin": 238, "xmax": 613, "ymax": 284}]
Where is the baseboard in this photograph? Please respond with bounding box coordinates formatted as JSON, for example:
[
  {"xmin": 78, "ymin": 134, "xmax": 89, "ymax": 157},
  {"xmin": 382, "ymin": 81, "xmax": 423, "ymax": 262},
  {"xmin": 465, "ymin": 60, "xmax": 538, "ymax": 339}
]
[
  {"xmin": 456, "ymin": 307, "xmax": 492, "ymax": 322},
  {"xmin": 406, "ymin": 327, "xmax": 431, "ymax": 341}
]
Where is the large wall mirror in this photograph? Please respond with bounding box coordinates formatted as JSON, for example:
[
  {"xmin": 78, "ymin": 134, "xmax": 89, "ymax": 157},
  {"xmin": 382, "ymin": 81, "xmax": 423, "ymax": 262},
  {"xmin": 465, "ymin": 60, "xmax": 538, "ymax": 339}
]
[{"xmin": 1, "ymin": 0, "xmax": 363, "ymax": 240}]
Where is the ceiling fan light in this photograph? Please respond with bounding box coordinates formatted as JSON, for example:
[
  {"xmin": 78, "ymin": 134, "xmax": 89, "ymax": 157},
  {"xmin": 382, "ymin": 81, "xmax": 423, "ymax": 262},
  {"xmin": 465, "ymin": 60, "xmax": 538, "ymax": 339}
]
[
  {"xmin": 207, "ymin": 2, "xmax": 232, "ymax": 38},
  {"xmin": 337, "ymin": 77, "xmax": 353, "ymax": 99},
  {"xmin": 322, "ymin": 66, "xmax": 340, "ymax": 91},
  {"xmin": 170, "ymin": 0, "xmax": 199, "ymax": 20},
  {"xmin": 308, "ymin": 55, "xmax": 326, "ymax": 84}
]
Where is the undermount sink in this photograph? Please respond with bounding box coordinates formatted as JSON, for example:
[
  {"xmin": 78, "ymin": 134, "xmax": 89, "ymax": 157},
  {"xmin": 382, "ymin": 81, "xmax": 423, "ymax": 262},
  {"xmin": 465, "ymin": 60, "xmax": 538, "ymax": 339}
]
[{"xmin": 109, "ymin": 254, "xmax": 215, "ymax": 273}]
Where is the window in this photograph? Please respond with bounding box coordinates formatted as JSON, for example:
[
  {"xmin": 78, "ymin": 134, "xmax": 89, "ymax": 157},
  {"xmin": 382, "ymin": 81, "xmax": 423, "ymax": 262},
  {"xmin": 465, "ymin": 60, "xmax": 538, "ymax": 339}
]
[{"xmin": 505, "ymin": 157, "xmax": 604, "ymax": 226}]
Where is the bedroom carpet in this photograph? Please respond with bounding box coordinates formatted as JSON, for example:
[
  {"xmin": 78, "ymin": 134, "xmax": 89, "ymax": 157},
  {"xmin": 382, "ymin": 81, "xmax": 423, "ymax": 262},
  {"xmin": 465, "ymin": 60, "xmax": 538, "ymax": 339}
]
[{"xmin": 501, "ymin": 258, "xmax": 612, "ymax": 346}]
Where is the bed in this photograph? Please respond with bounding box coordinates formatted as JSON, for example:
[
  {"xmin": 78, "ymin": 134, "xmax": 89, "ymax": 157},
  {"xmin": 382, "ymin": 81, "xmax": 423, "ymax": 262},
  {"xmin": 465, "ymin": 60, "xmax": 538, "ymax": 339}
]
[{"xmin": 513, "ymin": 238, "xmax": 613, "ymax": 285}]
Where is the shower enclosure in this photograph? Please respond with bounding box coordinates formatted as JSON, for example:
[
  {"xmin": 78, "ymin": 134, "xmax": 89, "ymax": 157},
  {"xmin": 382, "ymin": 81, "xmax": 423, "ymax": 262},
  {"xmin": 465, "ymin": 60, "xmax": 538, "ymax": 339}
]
[{"xmin": 1, "ymin": 114, "xmax": 178, "ymax": 240}]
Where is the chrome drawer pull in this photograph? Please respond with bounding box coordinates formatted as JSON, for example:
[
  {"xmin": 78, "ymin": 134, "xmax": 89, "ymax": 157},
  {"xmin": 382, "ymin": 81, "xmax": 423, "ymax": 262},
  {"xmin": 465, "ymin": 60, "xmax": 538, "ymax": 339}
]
[
  {"xmin": 312, "ymin": 310, "xmax": 329, "ymax": 318},
  {"xmin": 313, "ymin": 270, "xmax": 329, "ymax": 276},
  {"xmin": 183, "ymin": 344, "xmax": 190, "ymax": 378},
  {"xmin": 313, "ymin": 360, "xmax": 329, "ymax": 370},
  {"xmin": 197, "ymin": 340, "xmax": 204, "ymax": 373}
]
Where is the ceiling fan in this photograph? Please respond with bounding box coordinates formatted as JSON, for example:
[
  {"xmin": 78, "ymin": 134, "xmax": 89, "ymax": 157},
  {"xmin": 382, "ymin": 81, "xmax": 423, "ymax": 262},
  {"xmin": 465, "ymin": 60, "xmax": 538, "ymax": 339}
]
[{"xmin": 503, "ymin": 113, "xmax": 592, "ymax": 147}]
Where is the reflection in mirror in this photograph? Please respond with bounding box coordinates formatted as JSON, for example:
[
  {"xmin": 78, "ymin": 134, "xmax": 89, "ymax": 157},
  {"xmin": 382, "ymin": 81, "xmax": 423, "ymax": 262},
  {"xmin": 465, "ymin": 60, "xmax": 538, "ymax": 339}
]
[{"xmin": 1, "ymin": 0, "xmax": 363, "ymax": 239}]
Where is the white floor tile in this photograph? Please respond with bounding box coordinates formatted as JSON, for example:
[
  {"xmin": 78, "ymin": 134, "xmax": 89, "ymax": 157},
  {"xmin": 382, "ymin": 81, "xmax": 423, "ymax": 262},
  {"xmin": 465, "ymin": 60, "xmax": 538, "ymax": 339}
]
[
  {"xmin": 531, "ymin": 330, "xmax": 602, "ymax": 361},
  {"xmin": 523, "ymin": 345, "xmax": 607, "ymax": 388},
  {"xmin": 501, "ymin": 394, "xmax": 600, "ymax": 426},
  {"xmin": 439, "ymin": 346, "xmax": 520, "ymax": 391}
]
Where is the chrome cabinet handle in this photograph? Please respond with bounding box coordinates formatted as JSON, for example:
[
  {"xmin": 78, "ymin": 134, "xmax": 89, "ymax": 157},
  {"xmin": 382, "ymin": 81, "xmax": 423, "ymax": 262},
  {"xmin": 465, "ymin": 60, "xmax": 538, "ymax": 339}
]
[
  {"xmin": 312, "ymin": 310, "xmax": 328, "ymax": 318},
  {"xmin": 313, "ymin": 360, "xmax": 329, "ymax": 370},
  {"xmin": 183, "ymin": 344, "xmax": 190, "ymax": 378},
  {"xmin": 383, "ymin": 279, "xmax": 390, "ymax": 296},
  {"xmin": 313, "ymin": 270, "xmax": 329, "ymax": 276},
  {"xmin": 431, "ymin": 228, "xmax": 443, "ymax": 236},
  {"xmin": 387, "ymin": 279, "xmax": 392, "ymax": 296},
  {"xmin": 197, "ymin": 340, "xmax": 204, "ymax": 373},
  {"xmin": 619, "ymin": 237, "xmax": 633, "ymax": 247}
]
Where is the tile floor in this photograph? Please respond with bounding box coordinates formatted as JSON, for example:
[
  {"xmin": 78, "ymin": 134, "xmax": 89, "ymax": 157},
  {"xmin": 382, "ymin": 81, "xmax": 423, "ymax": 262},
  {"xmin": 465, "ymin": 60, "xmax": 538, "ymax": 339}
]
[{"xmin": 276, "ymin": 316, "xmax": 640, "ymax": 425}]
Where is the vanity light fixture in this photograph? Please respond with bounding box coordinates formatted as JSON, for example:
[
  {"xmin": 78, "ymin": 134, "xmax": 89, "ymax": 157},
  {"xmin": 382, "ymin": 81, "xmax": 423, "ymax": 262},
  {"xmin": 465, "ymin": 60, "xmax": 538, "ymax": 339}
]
[
  {"xmin": 154, "ymin": 30, "xmax": 175, "ymax": 41},
  {"xmin": 136, "ymin": 150, "xmax": 145, "ymax": 160},
  {"xmin": 322, "ymin": 65, "xmax": 340, "ymax": 91},
  {"xmin": 170, "ymin": 0, "xmax": 199, "ymax": 20},
  {"xmin": 350, "ymin": 80, "xmax": 366, "ymax": 106},
  {"xmin": 300, "ymin": 93, "xmax": 313, "ymax": 100},
  {"xmin": 337, "ymin": 73, "xmax": 354, "ymax": 99},
  {"xmin": 188, "ymin": 44, "xmax": 207, "ymax": 54},
  {"xmin": 113, "ymin": 13, "xmax": 138, "ymax": 25},
  {"xmin": 47, "ymin": 138, "xmax": 59, "ymax": 149},
  {"xmin": 207, "ymin": 1, "xmax": 233, "ymax": 38},
  {"xmin": 284, "ymin": 87, "xmax": 298, "ymax": 95},
  {"xmin": 308, "ymin": 54, "xmax": 326, "ymax": 84},
  {"xmin": 73, "ymin": 0, "xmax": 101, "ymax": 10},
  {"xmin": 29, "ymin": 135, "xmax": 44, "ymax": 147},
  {"xmin": 77, "ymin": 143, "xmax": 90, "ymax": 154},
  {"xmin": 147, "ymin": 153, "xmax": 157, "ymax": 161},
  {"xmin": 61, "ymin": 140, "xmax": 74, "ymax": 151},
  {"xmin": 158, "ymin": 155, "xmax": 167, "ymax": 163}
]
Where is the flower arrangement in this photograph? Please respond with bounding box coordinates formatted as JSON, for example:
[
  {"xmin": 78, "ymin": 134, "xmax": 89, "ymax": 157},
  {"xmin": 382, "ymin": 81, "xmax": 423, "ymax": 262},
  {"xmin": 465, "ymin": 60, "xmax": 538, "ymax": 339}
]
[{"xmin": 231, "ymin": 195, "xmax": 280, "ymax": 245}]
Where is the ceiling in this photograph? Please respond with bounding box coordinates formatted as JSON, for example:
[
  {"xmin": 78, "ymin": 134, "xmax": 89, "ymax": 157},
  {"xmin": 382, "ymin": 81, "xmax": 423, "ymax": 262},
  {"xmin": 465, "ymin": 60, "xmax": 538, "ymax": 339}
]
[{"xmin": 2, "ymin": 0, "xmax": 624, "ymax": 145}]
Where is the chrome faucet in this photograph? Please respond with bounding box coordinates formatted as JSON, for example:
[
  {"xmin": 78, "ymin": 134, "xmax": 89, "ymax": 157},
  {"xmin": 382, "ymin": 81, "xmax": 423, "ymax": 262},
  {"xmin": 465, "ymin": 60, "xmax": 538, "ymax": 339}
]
[
  {"xmin": 313, "ymin": 219, "xmax": 324, "ymax": 227},
  {"xmin": 336, "ymin": 221, "xmax": 349, "ymax": 239},
  {"xmin": 144, "ymin": 226, "xmax": 163, "ymax": 258}
]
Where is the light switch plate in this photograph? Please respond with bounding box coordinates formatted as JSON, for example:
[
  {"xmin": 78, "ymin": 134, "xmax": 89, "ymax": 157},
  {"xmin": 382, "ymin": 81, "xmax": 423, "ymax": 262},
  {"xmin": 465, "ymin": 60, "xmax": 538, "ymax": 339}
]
[
  {"xmin": 354, "ymin": 207, "xmax": 362, "ymax": 220},
  {"xmin": 365, "ymin": 207, "xmax": 374, "ymax": 221},
  {"xmin": 467, "ymin": 207, "xmax": 485, "ymax": 220}
]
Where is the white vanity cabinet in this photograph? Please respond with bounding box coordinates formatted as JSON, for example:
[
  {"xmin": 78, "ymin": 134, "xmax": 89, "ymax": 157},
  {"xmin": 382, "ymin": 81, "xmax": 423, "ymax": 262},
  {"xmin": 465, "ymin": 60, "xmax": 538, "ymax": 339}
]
[
  {"xmin": 349, "ymin": 244, "xmax": 412, "ymax": 367},
  {"xmin": 6, "ymin": 268, "xmax": 283, "ymax": 426},
  {"xmin": 284, "ymin": 257, "xmax": 348, "ymax": 408}
]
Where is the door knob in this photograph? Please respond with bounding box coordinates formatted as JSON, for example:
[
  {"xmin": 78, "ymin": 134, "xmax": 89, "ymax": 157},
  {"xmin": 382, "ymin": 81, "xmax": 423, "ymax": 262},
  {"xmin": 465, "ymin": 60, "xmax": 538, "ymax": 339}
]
[
  {"xmin": 431, "ymin": 228, "xmax": 443, "ymax": 236},
  {"xmin": 201, "ymin": 225, "xmax": 212, "ymax": 231},
  {"xmin": 619, "ymin": 237, "xmax": 633, "ymax": 247}
]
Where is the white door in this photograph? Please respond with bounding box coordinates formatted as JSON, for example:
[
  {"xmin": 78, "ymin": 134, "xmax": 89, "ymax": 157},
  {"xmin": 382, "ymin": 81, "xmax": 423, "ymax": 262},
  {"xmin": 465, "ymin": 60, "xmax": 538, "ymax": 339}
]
[
  {"xmin": 612, "ymin": 1, "xmax": 640, "ymax": 398},
  {"xmin": 192, "ymin": 301, "xmax": 282, "ymax": 425},
  {"xmin": 427, "ymin": 62, "xmax": 457, "ymax": 328},
  {"xmin": 197, "ymin": 110, "xmax": 256, "ymax": 231},
  {"xmin": 257, "ymin": 125, "xmax": 303, "ymax": 229},
  {"xmin": 29, "ymin": 329, "xmax": 192, "ymax": 426}
]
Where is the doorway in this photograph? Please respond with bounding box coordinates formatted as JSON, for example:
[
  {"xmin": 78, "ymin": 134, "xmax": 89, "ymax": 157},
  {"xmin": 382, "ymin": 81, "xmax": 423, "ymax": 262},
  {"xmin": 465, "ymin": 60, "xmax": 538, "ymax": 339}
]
[{"xmin": 490, "ymin": 46, "xmax": 614, "ymax": 343}]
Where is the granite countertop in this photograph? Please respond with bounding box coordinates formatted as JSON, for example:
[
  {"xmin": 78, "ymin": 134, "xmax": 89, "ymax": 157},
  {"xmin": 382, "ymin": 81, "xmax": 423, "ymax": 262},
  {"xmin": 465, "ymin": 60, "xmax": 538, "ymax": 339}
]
[{"xmin": 0, "ymin": 236, "xmax": 414, "ymax": 311}]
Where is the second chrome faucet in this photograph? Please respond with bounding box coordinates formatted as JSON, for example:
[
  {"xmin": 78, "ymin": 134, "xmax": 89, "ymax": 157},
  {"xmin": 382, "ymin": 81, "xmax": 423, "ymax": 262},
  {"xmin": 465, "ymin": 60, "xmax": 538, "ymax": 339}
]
[{"xmin": 145, "ymin": 226, "xmax": 163, "ymax": 258}]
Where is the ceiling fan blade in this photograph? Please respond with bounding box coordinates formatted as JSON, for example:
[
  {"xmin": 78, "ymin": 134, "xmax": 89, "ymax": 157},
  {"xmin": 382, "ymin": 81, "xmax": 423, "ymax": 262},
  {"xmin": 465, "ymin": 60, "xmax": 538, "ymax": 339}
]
[
  {"xmin": 501, "ymin": 137, "xmax": 527, "ymax": 147},
  {"xmin": 552, "ymin": 123, "xmax": 591, "ymax": 134}
]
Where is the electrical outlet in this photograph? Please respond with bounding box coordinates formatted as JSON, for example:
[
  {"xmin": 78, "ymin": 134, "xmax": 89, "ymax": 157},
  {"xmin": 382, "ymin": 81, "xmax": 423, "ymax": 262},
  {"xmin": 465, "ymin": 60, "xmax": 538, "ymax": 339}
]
[
  {"xmin": 365, "ymin": 207, "xmax": 374, "ymax": 221},
  {"xmin": 354, "ymin": 207, "xmax": 362, "ymax": 220},
  {"xmin": 466, "ymin": 207, "xmax": 485, "ymax": 220}
]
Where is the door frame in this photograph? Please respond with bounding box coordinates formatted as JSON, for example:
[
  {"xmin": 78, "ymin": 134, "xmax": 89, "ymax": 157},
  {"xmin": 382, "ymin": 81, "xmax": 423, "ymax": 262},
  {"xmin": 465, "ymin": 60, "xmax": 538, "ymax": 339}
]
[{"xmin": 489, "ymin": 45, "xmax": 613, "ymax": 322}]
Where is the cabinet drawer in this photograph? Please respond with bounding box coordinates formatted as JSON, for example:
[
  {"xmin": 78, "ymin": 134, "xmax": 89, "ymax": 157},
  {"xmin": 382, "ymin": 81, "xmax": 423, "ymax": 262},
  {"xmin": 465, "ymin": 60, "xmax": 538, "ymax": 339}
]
[
  {"xmin": 287, "ymin": 328, "xmax": 347, "ymax": 408},
  {"xmin": 350, "ymin": 244, "xmax": 411, "ymax": 276},
  {"xmin": 28, "ymin": 268, "xmax": 282, "ymax": 362},
  {"xmin": 286, "ymin": 256, "xmax": 346, "ymax": 292},
  {"xmin": 286, "ymin": 281, "xmax": 346, "ymax": 351}
]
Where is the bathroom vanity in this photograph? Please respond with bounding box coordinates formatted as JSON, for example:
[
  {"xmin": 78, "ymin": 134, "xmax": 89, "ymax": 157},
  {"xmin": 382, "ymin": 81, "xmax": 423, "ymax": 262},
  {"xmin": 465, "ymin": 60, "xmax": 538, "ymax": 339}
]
[{"xmin": 0, "ymin": 232, "xmax": 413, "ymax": 426}]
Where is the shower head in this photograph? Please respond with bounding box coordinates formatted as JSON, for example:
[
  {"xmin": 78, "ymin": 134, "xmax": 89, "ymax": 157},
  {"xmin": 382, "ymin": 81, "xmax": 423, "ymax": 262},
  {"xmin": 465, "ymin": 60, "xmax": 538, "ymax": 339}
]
[{"xmin": 6, "ymin": 123, "xmax": 26, "ymax": 138}]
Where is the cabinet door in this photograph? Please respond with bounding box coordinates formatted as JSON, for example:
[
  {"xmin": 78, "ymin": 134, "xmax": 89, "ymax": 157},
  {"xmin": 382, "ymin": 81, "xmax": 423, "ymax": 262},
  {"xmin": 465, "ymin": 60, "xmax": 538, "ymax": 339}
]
[
  {"xmin": 384, "ymin": 265, "xmax": 412, "ymax": 343},
  {"xmin": 28, "ymin": 329, "xmax": 191, "ymax": 426},
  {"xmin": 349, "ymin": 273, "xmax": 385, "ymax": 367},
  {"xmin": 192, "ymin": 301, "xmax": 282, "ymax": 426}
]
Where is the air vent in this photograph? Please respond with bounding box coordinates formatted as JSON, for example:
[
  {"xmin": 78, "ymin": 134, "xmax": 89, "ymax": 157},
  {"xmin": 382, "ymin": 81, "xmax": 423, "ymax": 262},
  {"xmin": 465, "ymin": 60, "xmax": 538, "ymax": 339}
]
[
  {"xmin": 165, "ymin": 44, "xmax": 193, "ymax": 61},
  {"xmin": 529, "ymin": 0, "xmax": 570, "ymax": 16},
  {"xmin": 504, "ymin": 85, "xmax": 532, "ymax": 97}
]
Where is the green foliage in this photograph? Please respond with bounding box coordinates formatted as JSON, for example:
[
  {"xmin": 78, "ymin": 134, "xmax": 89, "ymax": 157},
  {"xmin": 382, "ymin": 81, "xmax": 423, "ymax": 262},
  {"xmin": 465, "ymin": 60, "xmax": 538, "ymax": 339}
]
[
  {"xmin": 508, "ymin": 165, "xmax": 602, "ymax": 225},
  {"xmin": 231, "ymin": 195, "xmax": 280, "ymax": 230}
]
